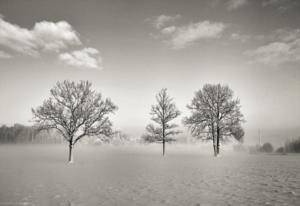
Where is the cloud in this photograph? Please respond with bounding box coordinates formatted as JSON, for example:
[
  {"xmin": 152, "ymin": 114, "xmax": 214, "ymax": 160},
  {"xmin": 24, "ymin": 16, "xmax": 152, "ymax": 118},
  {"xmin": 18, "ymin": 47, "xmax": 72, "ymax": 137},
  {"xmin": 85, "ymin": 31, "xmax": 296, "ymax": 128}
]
[
  {"xmin": 274, "ymin": 28, "xmax": 300, "ymax": 42},
  {"xmin": 245, "ymin": 42, "xmax": 293, "ymax": 65},
  {"xmin": 262, "ymin": 0, "xmax": 298, "ymax": 11},
  {"xmin": 148, "ymin": 15, "xmax": 226, "ymax": 49},
  {"xmin": 32, "ymin": 21, "xmax": 81, "ymax": 52},
  {"xmin": 262, "ymin": 0, "xmax": 286, "ymax": 6},
  {"xmin": 0, "ymin": 50, "xmax": 12, "ymax": 59},
  {"xmin": 231, "ymin": 33, "xmax": 250, "ymax": 42},
  {"xmin": 245, "ymin": 29, "xmax": 300, "ymax": 65},
  {"xmin": 210, "ymin": 0, "xmax": 248, "ymax": 10},
  {"xmin": 161, "ymin": 26, "xmax": 177, "ymax": 34},
  {"xmin": 167, "ymin": 21, "xmax": 226, "ymax": 49},
  {"xmin": 0, "ymin": 16, "xmax": 80, "ymax": 56},
  {"xmin": 150, "ymin": 15, "xmax": 181, "ymax": 29},
  {"xmin": 226, "ymin": 0, "xmax": 248, "ymax": 10},
  {"xmin": 59, "ymin": 48, "xmax": 103, "ymax": 70}
]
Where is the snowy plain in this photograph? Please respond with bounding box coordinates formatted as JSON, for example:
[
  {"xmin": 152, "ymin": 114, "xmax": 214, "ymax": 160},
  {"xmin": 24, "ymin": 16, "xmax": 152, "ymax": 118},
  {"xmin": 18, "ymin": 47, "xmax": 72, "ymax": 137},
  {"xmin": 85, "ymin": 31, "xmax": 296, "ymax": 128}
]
[{"xmin": 0, "ymin": 144, "xmax": 299, "ymax": 206}]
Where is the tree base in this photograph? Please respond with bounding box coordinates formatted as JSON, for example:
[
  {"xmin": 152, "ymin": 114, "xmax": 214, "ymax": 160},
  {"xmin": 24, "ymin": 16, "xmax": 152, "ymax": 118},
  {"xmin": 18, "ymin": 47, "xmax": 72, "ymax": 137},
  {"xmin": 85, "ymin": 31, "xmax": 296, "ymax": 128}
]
[{"xmin": 68, "ymin": 160, "xmax": 74, "ymax": 164}]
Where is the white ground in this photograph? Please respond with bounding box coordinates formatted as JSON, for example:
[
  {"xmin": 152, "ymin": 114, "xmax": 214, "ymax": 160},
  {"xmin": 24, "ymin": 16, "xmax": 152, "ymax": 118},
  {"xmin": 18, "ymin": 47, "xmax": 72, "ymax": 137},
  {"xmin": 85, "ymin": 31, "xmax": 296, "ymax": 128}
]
[{"xmin": 0, "ymin": 144, "xmax": 299, "ymax": 206}]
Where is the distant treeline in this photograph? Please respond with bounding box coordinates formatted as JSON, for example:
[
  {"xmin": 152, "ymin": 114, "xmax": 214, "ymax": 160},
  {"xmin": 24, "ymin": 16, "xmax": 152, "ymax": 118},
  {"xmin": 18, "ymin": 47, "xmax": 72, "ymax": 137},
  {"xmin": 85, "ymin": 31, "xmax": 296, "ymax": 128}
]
[
  {"xmin": 245, "ymin": 137, "xmax": 300, "ymax": 154},
  {"xmin": 284, "ymin": 137, "xmax": 300, "ymax": 153},
  {"xmin": 0, "ymin": 124, "xmax": 133, "ymax": 145},
  {"xmin": 0, "ymin": 124, "xmax": 63, "ymax": 144}
]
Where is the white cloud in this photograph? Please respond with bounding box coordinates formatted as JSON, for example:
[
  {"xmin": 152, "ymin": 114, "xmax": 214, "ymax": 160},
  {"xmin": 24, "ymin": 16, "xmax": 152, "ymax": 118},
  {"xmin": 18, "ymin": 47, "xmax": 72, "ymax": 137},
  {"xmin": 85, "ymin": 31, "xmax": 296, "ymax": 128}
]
[
  {"xmin": 245, "ymin": 29, "xmax": 300, "ymax": 65},
  {"xmin": 262, "ymin": 0, "xmax": 298, "ymax": 11},
  {"xmin": 0, "ymin": 50, "xmax": 12, "ymax": 59},
  {"xmin": 168, "ymin": 21, "xmax": 226, "ymax": 49},
  {"xmin": 33, "ymin": 21, "xmax": 81, "ymax": 52},
  {"xmin": 231, "ymin": 33, "xmax": 250, "ymax": 42},
  {"xmin": 0, "ymin": 16, "xmax": 104, "ymax": 70},
  {"xmin": 151, "ymin": 15, "xmax": 181, "ymax": 29},
  {"xmin": 226, "ymin": 0, "xmax": 248, "ymax": 10},
  {"xmin": 275, "ymin": 28, "xmax": 300, "ymax": 42},
  {"xmin": 148, "ymin": 15, "xmax": 226, "ymax": 49},
  {"xmin": 246, "ymin": 42, "xmax": 292, "ymax": 65},
  {"xmin": 0, "ymin": 16, "xmax": 80, "ymax": 56},
  {"xmin": 0, "ymin": 18, "xmax": 38, "ymax": 56},
  {"xmin": 210, "ymin": 0, "xmax": 248, "ymax": 10},
  {"xmin": 161, "ymin": 26, "xmax": 176, "ymax": 34},
  {"xmin": 59, "ymin": 48, "xmax": 103, "ymax": 70}
]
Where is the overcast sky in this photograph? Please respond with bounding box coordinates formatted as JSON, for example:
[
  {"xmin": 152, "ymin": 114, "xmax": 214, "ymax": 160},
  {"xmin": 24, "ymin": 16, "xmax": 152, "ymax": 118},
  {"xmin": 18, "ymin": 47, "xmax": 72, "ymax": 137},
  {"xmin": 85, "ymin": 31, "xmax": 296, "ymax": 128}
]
[{"xmin": 0, "ymin": 0, "xmax": 300, "ymax": 145}]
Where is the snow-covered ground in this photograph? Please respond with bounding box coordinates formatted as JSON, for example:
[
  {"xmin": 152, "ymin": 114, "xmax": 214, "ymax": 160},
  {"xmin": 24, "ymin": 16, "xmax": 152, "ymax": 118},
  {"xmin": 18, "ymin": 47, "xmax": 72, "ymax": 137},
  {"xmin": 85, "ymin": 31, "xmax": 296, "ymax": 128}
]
[{"xmin": 0, "ymin": 144, "xmax": 299, "ymax": 206}]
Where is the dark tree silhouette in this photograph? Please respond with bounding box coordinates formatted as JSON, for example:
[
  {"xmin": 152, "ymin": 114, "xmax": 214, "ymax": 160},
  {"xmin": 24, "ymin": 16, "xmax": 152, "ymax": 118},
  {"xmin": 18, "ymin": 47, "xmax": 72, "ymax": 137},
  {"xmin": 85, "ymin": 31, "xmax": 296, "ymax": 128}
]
[
  {"xmin": 285, "ymin": 137, "xmax": 300, "ymax": 153},
  {"xmin": 143, "ymin": 88, "xmax": 181, "ymax": 155},
  {"xmin": 260, "ymin": 142, "xmax": 274, "ymax": 153},
  {"xmin": 184, "ymin": 84, "xmax": 244, "ymax": 156},
  {"xmin": 32, "ymin": 80, "xmax": 117, "ymax": 163}
]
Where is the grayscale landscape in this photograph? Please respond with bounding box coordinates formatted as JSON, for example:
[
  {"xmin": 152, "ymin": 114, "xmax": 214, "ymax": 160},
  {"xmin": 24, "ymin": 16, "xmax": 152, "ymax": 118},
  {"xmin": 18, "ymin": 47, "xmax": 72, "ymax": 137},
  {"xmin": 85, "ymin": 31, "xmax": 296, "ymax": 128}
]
[
  {"xmin": 0, "ymin": 145, "xmax": 299, "ymax": 206},
  {"xmin": 1, "ymin": 0, "xmax": 300, "ymax": 205}
]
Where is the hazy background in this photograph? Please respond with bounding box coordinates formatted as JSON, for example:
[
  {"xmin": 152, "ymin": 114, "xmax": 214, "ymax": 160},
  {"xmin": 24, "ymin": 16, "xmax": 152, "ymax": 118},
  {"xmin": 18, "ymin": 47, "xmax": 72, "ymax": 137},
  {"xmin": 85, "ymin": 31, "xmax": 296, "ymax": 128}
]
[{"xmin": 0, "ymin": 0, "xmax": 300, "ymax": 146}]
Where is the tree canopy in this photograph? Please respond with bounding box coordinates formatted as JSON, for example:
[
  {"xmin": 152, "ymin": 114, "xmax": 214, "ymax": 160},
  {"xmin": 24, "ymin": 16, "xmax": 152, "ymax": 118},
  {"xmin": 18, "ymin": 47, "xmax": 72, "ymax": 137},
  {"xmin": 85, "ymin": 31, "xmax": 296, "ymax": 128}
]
[
  {"xmin": 184, "ymin": 84, "xmax": 244, "ymax": 156},
  {"xmin": 142, "ymin": 88, "xmax": 181, "ymax": 155},
  {"xmin": 32, "ymin": 80, "xmax": 117, "ymax": 162}
]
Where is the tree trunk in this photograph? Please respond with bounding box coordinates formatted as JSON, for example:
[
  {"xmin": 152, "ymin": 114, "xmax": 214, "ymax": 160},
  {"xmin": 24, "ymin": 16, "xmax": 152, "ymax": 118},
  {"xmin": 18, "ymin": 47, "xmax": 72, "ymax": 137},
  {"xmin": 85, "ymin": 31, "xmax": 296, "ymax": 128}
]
[
  {"xmin": 212, "ymin": 124, "xmax": 217, "ymax": 157},
  {"xmin": 213, "ymin": 138, "xmax": 217, "ymax": 157},
  {"xmin": 163, "ymin": 139, "xmax": 165, "ymax": 156},
  {"xmin": 162, "ymin": 123, "xmax": 166, "ymax": 156},
  {"xmin": 216, "ymin": 138, "xmax": 220, "ymax": 155},
  {"xmin": 216, "ymin": 125, "xmax": 220, "ymax": 156},
  {"xmin": 68, "ymin": 142, "xmax": 74, "ymax": 163}
]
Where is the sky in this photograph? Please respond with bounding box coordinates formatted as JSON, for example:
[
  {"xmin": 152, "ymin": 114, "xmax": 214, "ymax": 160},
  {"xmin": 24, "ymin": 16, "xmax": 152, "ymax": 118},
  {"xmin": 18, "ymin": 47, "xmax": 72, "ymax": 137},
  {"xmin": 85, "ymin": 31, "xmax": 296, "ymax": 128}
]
[{"xmin": 0, "ymin": 0, "xmax": 300, "ymax": 146}]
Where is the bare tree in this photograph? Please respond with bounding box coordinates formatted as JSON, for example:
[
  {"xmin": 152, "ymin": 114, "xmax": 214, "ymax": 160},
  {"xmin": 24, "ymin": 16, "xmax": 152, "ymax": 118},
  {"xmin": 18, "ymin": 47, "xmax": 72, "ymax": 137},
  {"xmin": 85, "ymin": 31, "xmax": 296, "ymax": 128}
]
[
  {"xmin": 141, "ymin": 124, "xmax": 162, "ymax": 143},
  {"xmin": 184, "ymin": 84, "xmax": 244, "ymax": 156},
  {"xmin": 143, "ymin": 88, "xmax": 181, "ymax": 155},
  {"xmin": 32, "ymin": 80, "xmax": 117, "ymax": 163}
]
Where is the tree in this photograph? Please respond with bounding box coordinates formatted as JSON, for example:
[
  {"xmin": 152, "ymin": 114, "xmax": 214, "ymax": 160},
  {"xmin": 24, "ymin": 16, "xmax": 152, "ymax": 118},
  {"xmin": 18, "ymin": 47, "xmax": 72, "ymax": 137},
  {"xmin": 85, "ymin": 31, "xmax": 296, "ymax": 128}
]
[
  {"xmin": 260, "ymin": 142, "xmax": 274, "ymax": 153},
  {"xmin": 184, "ymin": 84, "xmax": 244, "ymax": 156},
  {"xmin": 141, "ymin": 124, "xmax": 162, "ymax": 143},
  {"xmin": 285, "ymin": 137, "xmax": 300, "ymax": 153},
  {"xmin": 143, "ymin": 88, "xmax": 181, "ymax": 155},
  {"xmin": 275, "ymin": 147, "xmax": 285, "ymax": 154},
  {"xmin": 32, "ymin": 80, "xmax": 117, "ymax": 163}
]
